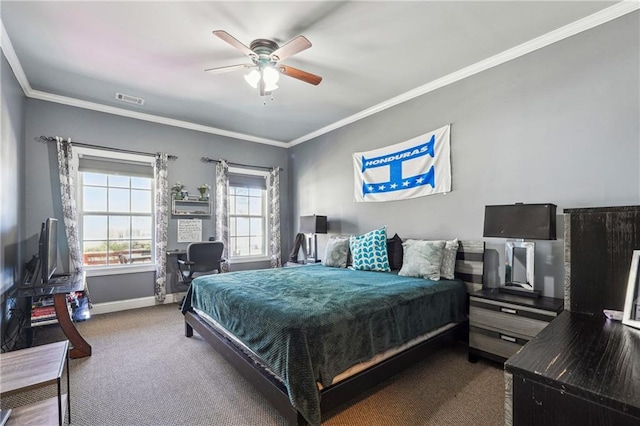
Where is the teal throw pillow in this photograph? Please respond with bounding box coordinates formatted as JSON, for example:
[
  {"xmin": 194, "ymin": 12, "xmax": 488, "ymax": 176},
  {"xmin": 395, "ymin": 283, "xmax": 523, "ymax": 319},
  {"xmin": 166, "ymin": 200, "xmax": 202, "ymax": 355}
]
[{"xmin": 349, "ymin": 227, "xmax": 390, "ymax": 272}]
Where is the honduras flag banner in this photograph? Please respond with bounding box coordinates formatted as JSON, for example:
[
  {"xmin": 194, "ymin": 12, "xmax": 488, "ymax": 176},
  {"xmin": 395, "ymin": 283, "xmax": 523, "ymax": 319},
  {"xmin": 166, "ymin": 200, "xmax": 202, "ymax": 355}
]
[{"xmin": 353, "ymin": 124, "xmax": 451, "ymax": 202}]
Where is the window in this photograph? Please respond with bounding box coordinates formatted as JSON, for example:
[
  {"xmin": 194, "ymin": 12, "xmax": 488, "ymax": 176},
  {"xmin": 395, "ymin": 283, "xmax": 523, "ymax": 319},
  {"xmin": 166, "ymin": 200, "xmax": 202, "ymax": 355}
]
[
  {"xmin": 76, "ymin": 148, "xmax": 155, "ymax": 271},
  {"xmin": 228, "ymin": 168, "xmax": 269, "ymax": 261}
]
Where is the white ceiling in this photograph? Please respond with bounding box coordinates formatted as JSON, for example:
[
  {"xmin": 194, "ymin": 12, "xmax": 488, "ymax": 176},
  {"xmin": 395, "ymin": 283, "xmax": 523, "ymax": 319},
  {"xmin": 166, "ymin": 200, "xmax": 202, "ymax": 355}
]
[{"xmin": 1, "ymin": 1, "xmax": 631, "ymax": 146}]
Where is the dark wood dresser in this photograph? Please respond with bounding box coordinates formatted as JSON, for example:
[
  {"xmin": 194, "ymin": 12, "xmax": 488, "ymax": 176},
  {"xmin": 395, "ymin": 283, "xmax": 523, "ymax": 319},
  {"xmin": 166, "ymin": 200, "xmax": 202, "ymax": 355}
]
[
  {"xmin": 505, "ymin": 311, "xmax": 640, "ymax": 425},
  {"xmin": 504, "ymin": 205, "xmax": 640, "ymax": 426}
]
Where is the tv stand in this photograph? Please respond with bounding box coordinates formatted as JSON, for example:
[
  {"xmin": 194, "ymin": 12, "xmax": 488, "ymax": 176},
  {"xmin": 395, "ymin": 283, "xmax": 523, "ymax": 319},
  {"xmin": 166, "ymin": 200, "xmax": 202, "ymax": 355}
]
[{"xmin": 13, "ymin": 271, "xmax": 92, "ymax": 359}]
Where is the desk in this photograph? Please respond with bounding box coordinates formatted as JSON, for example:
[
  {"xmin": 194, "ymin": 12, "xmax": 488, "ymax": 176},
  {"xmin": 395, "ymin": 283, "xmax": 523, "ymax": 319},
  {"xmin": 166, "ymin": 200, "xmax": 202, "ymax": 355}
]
[
  {"xmin": 0, "ymin": 340, "xmax": 70, "ymax": 425},
  {"xmin": 13, "ymin": 272, "xmax": 92, "ymax": 359},
  {"xmin": 505, "ymin": 311, "xmax": 640, "ymax": 425}
]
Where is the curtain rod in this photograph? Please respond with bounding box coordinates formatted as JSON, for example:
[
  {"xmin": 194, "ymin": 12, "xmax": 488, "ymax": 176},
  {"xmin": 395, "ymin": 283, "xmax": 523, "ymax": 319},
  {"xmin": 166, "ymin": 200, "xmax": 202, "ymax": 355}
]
[
  {"xmin": 201, "ymin": 157, "xmax": 283, "ymax": 171},
  {"xmin": 36, "ymin": 136, "xmax": 178, "ymax": 160}
]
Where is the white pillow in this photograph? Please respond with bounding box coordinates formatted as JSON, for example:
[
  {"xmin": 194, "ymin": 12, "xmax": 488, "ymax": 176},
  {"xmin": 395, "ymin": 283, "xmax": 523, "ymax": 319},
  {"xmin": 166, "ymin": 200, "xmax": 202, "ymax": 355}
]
[
  {"xmin": 398, "ymin": 239, "xmax": 446, "ymax": 280},
  {"xmin": 323, "ymin": 237, "xmax": 350, "ymax": 268},
  {"xmin": 440, "ymin": 238, "xmax": 459, "ymax": 280}
]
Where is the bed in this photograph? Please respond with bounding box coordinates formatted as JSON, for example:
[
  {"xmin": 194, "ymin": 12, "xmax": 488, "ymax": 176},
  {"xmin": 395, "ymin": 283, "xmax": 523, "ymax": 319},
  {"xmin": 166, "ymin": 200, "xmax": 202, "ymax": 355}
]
[{"xmin": 182, "ymin": 240, "xmax": 484, "ymax": 425}]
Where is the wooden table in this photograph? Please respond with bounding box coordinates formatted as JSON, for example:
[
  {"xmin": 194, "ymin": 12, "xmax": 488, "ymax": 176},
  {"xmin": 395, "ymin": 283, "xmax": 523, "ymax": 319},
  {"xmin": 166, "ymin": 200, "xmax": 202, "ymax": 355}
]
[
  {"xmin": 13, "ymin": 272, "xmax": 91, "ymax": 359},
  {"xmin": 0, "ymin": 340, "xmax": 70, "ymax": 425}
]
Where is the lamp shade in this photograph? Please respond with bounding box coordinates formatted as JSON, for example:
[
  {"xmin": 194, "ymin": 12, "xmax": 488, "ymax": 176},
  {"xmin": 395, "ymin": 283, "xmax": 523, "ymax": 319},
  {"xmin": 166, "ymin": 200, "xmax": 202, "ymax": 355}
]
[
  {"xmin": 483, "ymin": 203, "xmax": 557, "ymax": 240},
  {"xmin": 300, "ymin": 215, "xmax": 328, "ymax": 234}
]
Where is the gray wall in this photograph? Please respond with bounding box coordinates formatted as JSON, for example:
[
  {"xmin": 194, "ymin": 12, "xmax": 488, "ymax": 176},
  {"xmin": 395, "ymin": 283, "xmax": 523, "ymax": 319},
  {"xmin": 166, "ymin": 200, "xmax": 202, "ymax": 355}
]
[
  {"xmin": 1, "ymin": 51, "xmax": 26, "ymax": 345},
  {"xmin": 24, "ymin": 100, "xmax": 289, "ymax": 303},
  {"xmin": 289, "ymin": 13, "xmax": 640, "ymax": 298}
]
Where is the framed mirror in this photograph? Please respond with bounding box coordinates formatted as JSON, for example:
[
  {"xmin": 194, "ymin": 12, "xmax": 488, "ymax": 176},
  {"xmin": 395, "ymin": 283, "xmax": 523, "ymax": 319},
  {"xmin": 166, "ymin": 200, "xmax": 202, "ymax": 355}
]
[
  {"xmin": 505, "ymin": 241, "xmax": 535, "ymax": 291},
  {"xmin": 622, "ymin": 250, "xmax": 640, "ymax": 329}
]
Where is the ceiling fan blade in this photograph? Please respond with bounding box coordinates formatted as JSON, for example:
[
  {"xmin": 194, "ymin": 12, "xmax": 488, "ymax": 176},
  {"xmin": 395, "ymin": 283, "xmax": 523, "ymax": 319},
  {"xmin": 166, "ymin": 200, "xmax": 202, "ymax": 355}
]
[
  {"xmin": 212, "ymin": 30, "xmax": 256, "ymax": 58},
  {"xmin": 279, "ymin": 65, "xmax": 322, "ymax": 86},
  {"xmin": 205, "ymin": 63, "xmax": 252, "ymax": 74},
  {"xmin": 270, "ymin": 36, "xmax": 312, "ymax": 62}
]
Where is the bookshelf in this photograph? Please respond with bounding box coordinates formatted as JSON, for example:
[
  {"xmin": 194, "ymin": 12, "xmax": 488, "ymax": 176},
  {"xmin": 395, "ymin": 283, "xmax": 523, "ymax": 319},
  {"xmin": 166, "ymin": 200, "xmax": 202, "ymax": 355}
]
[{"xmin": 171, "ymin": 196, "xmax": 212, "ymax": 216}]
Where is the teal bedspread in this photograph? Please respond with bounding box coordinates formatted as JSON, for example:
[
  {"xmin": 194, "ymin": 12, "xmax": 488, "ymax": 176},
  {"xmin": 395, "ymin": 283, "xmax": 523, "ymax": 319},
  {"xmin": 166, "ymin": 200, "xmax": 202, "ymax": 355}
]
[{"xmin": 185, "ymin": 264, "xmax": 466, "ymax": 425}]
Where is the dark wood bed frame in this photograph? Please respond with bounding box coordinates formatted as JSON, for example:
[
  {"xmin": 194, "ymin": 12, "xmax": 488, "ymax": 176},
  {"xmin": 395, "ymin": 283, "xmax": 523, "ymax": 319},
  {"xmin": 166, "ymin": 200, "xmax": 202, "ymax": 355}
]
[{"xmin": 184, "ymin": 240, "xmax": 484, "ymax": 425}]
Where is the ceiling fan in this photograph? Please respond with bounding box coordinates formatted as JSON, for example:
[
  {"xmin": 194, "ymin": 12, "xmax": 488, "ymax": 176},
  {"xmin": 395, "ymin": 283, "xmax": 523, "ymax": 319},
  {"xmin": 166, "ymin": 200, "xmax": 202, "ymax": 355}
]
[{"xmin": 206, "ymin": 30, "xmax": 323, "ymax": 96}]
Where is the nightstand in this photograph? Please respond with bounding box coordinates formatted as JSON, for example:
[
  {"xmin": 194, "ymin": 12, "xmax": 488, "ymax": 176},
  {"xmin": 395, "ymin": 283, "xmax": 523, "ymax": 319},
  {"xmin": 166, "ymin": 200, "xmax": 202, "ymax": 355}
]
[{"xmin": 468, "ymin": 289, "xmax": 563, "ymax": 363}]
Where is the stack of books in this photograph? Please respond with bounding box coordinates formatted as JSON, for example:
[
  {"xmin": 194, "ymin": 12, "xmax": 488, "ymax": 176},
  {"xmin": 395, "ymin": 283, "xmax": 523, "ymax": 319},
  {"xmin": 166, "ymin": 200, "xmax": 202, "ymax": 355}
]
[{"xmin": 30, "ymin": 297, "xmax": 70, "ymax": 327}]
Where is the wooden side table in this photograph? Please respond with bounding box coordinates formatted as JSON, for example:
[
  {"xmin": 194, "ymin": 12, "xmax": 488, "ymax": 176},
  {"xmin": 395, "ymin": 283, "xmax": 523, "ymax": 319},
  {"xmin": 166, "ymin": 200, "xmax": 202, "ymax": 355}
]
[{"xmin": 0, "ymin": 340, "xmax": 70, "ymax": 425}]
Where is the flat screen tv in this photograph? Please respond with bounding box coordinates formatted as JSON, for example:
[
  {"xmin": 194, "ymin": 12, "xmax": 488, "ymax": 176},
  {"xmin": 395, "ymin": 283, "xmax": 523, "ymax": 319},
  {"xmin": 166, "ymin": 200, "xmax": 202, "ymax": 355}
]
[{"xmin": 39, "ymin": 217, "xmax": 58, "ymax": 283}]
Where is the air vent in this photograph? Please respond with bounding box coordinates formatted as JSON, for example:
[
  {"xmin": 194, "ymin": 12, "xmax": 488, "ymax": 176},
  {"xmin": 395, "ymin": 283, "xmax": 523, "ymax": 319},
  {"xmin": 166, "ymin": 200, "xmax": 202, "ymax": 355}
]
[{"xmin": 115, "ymin": 92, "xmax": 145, "ymax": 105}]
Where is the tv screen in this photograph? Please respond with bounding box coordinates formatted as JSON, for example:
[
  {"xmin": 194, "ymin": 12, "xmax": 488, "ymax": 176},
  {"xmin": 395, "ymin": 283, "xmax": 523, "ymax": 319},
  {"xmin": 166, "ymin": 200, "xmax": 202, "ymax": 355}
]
[
  {"xmin": 483, "ymin": 204, "xmax": 557, "ymax": 240},
  {"xmin": 39, "ymin": 218, "xmax": 58, "ymax": 283}
]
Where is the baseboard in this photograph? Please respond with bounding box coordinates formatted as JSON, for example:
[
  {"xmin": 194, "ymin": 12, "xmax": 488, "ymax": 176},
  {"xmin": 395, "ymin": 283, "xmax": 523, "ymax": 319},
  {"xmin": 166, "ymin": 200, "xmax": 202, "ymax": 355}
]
[{"xmin": 90, "ymin": 292, "xmax": 186, "ymax": 315}]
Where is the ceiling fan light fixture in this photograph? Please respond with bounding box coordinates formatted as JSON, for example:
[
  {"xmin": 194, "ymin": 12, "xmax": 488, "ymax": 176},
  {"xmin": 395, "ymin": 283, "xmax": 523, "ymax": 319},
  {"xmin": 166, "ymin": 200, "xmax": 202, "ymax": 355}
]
[
  {"xmin": 209, "ymin": 31, "xmax": 322, "ymax": 95},
  {"xmin": 262, "ymin": 66, "xmax": 280, "ymax": 87},
  {"xmin": 244, "ymin": 69, "xmax": 261, "ymax": 88},
  {"xmin": 265, "ymin": 82, "xmax": 279, "ymax": 92}
]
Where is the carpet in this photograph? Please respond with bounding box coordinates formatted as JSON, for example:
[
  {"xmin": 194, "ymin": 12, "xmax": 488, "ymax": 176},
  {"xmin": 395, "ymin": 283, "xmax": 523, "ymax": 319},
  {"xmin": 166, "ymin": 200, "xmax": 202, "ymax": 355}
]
[{"xmin": 1, "ymin": 304, "xmax": 504, "ymax": 425}]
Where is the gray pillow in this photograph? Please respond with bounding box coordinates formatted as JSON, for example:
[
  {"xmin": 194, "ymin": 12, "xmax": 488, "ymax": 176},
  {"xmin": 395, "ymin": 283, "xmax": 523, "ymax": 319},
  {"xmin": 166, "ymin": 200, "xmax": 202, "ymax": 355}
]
[
  {"xmin": 398, "ymin": 239, "xmax": 446, "ymax": 280},
  {"xmin": 323, "ymin": 237, "xmax": 350, "ymax": 268},
  {"xmin": 440, "ymin": 238, "xmax": 459, "ymax": 280}
]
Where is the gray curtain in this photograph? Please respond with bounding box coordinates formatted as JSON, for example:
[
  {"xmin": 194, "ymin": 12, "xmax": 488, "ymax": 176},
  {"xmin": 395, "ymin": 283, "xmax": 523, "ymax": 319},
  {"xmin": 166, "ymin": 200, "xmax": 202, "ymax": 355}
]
[
  {"xmin": 268, "ymin": 167, "xmax": 281, "ymax": 268},
  {"xmin": 154, "ymin": 153, "xmax": 169, "ymax": 302},
  {"xmin": 55, "ymin": 137, "xmax": 91, "ymax": 304},
  {"xmin": 215, "ymin": 160, "xmax": 230, "ymax": 272}
]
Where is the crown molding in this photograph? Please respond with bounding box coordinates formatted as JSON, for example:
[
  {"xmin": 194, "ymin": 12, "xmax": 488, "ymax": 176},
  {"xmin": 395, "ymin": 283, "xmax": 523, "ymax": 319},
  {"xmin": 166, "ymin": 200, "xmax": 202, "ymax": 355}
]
[
  {"xmin": 288, "ymin": 1, "xmax": 640, "ymax": 146},
  {"xmin": 3, "ymin": 2, "xmax": 638, "ymax": 149},
  {"xmin": 1, "ymin": 20, "xmax": 32, "ymax": 95},
  {"xmin": 26, "ymin": 89, "xmax": 289, "ymax": 147}
]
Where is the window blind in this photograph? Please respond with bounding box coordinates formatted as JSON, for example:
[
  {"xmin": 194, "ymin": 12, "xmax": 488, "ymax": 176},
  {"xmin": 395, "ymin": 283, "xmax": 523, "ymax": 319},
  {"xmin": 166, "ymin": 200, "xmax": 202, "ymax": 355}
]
[
  {"xmin": 78, "ymin": 155, "xmax": 154, "ymax": 178},
  {"xmin": 228, "ymin": 173, "xmax": 267, "ymax": 190}
]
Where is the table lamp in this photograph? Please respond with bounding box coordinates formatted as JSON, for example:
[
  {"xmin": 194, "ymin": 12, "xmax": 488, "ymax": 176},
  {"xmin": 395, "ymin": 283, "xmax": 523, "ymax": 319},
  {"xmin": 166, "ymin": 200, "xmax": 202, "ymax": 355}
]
[
  {"xmin": 299, "ymin": 215, "xmax": 328, "ymax": 263},
  {"xmin": 483, "ymin": 203, "xmax": 557, "ymax": 297}
]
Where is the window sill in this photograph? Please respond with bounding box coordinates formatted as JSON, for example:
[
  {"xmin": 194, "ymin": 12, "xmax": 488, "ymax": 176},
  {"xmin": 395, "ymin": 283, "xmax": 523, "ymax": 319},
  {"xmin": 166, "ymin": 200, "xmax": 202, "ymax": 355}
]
[
  {"xmin": 85, "ymin": 264, "xmax": 156, "ymax": 277},
  {"xmin": 228, "ymin": 256, "xmax": 271, "ymax": 265}
]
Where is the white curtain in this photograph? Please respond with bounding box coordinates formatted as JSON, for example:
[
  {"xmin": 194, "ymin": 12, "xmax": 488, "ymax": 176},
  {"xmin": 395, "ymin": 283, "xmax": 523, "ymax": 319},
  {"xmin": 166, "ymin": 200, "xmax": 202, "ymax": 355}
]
[
  {"xmin": 154, "ymin": 153, "xmax": 169, "ymax": 302},
  {"xmin": 55, "ymin": 137, "xmax": 91, "ymax": 304},
  {"xmin": 268, "ymin": 167, "xmax": 281, "ymax": 268},
  {"xmin": 215, "ymin": 160, "xmax": 230, "ymax": 272}
]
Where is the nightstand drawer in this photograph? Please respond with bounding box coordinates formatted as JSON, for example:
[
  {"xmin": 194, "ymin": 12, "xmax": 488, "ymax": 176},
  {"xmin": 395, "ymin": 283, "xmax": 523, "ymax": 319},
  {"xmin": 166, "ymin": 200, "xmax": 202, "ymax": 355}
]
[
  {"xmin": 470, "ymin": 298, "xmax": 557, "ymax": 338},
  {"xmin": 469, "ymin": 306, "xmax": 549, "ymax": 338},
  {"xmin": 469, "ymin": 328, "xmax": 526, "ymax": 360},
  {"xmin": 468, "ymin": 290, "xmax": 563, "ymax": 364}
]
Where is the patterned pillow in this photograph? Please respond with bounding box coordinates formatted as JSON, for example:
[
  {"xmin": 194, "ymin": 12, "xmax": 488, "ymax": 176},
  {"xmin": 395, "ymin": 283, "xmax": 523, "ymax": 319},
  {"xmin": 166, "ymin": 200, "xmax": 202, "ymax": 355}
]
[
  {"xmin": 398, "ymin": 239, "xmax": 446, "ymax": 280},
  {"xmin": 349, "ymin": 227, "xmax": 390, "ymax": 272},
  {"xmin": 323, "ymin": 237, "xmax": 350, "ymax": 268},
  {"xmin": 440, "ymin": 238, "xmax": 459, "ymax": 280}
]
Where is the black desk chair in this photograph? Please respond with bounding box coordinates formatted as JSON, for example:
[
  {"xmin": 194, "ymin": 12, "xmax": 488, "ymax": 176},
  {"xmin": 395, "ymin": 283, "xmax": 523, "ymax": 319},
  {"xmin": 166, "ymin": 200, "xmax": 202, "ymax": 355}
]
[{"xmin": 177, "ymin": 241, "xmax": 225, "ymax": 285}]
